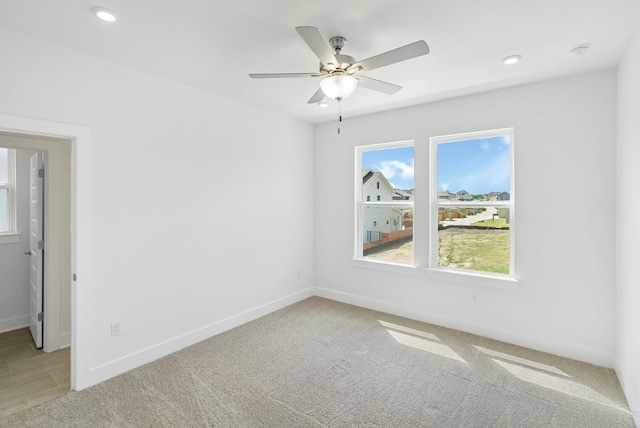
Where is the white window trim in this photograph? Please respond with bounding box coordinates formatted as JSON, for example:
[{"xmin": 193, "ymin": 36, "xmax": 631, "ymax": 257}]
[
  {"xmin": 0, "ymin": 148, "xmax": 18, "ymax": 243},
  {"xmin": 427, "ymin": 128, "xmax": 517, "ymax": 288},
  {"xmin": 426, "ymin": 265, "xmax": 518, "ymax": 289},
  {"xmin": 351, "ymin": 257, "xmax": 418, "ymax": 275},
  {"xmin": 354, "ymin": 140, "xmax": 415, "ymax": 267},
  {"xmin": 0, "ymin": 233, "xmax": 21, "ymax": 244}
]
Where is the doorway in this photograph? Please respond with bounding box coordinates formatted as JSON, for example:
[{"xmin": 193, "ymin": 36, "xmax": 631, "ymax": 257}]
[
  {"xmin": 0, "ymin": 133, "xmax": 71, "ymax": 352},
  {"xmin": 0, "ymin": 133, "xmax": 72, "ymax": 415},
  {"xmin": 0, "ymin": 113, "xmax": 91, "ymax": 392}
]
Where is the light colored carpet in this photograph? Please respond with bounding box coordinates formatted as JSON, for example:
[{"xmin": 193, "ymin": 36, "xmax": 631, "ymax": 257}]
[{"xmin": 0, "ymin": 297, "xmax": 635, "ymax": 427}]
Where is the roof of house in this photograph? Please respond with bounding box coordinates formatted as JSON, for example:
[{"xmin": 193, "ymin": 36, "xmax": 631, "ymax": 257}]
[
  {"xmin": 393, "ymin": 189, "xmax": 414, "ymax": 200},
  {"xmin": 362, "ymin": 169, "xmax": 374, "ymax": 183},
  {"xmin": 362, "ymin": 170, "xmax": 394, "ymax": 191}
]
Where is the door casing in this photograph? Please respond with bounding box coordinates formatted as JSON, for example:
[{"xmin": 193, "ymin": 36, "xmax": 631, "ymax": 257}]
[{"xmin": 0, "ymin": 113, "xmax": 92, "ymax": 391}]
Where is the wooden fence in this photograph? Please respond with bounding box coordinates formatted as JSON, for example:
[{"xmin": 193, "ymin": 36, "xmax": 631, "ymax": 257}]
[{"xmin": 363, "ymin": 227, "xmax": 413, "ymax": 251}]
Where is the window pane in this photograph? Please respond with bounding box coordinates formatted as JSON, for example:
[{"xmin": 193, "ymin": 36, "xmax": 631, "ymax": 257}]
[
  {"xmin": 437, "ymin": 135, "xmax": 510, "ymax": 199},
  {"xmin": 0, "ymin": 188, "xmax": 8, "ymax": 232},
  {"xmin": 357, "ymin": 142, "xmax": 415, "ymax": 265},
  {"xmin": 437, "ymin": 207, "xmax": 510, "ymax": 274},
  {"xmin": 0, "ymin": 148, "xmax": 8, "ymax": 183},
  {"xmin": 362, "ymin": 146, "xmax": 414, "ymax": 202},
  {"xmin": 363, "ymin": 206, "xmax": 413, "ymax": 264}
]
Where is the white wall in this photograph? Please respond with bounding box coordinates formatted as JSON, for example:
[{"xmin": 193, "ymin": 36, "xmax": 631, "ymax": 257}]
[
  {"xmin": 0, "ymin": 28, "xmax": 315, "ymax": 386},
  {"xmin": 616, "ymin": 31, "xmax": 640, "ymax": 424},
  {"xmin": 0, "ymin": 148, "xmax": 35, "ymax": 333},
  {"xmin": 315, "ymin": 70, "xmax": 618, "ymax": 367}
]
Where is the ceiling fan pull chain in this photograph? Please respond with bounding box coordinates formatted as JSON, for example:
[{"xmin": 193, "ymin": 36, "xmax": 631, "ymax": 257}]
[{"xmin": 337, "ymin": 100, "xmax": 342, "ymax": 134}]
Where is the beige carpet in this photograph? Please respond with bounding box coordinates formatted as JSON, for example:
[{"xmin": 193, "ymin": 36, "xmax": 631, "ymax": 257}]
[{"xmin": 0, "ymin": 297, "xmax": 635, "ymax": 427}]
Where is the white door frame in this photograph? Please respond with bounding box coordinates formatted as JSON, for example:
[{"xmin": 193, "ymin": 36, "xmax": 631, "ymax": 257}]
[{"xmin": 0, "ymin": 113, "xmax": 92, "ymax": 391}]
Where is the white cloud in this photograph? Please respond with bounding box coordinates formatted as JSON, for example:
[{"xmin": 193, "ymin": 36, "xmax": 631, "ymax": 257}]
[
  {"xmin": 379, "ymin": 159, "xmax": 414, "ymax": 181},
  {"xmin": 480, "ymin": 141, "xmax": 490, "ymax": 150}
]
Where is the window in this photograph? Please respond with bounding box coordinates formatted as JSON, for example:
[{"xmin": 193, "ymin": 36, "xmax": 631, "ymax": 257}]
[
  {"xmin": 429, "ymin": 128, "xmax": 515, "ymax": 280},
  {"xmin": 355, "ymin": 141, "xmax": 414, "ymax": 265},
  {"xmin": 0, "ymin": 148, "xmax": 16, "ymax": 235}
]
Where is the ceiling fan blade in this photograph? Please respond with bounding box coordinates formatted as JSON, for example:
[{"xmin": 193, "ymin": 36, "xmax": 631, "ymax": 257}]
[
  {"xmin": 249, "ymin": 72, "xmax": 324, "ymax": 79},
  {"xmin": 307, "ymin": 87, "xmax": 327, "ymax": 104},
  {"xmin": 295, "ymin": 26, "xmax": 339, "ymax": 67},
  {"xmin": 352, "ymin": 40, "xmax": 429, "ymax": 72},
  {"xmin": 357, "ymin": 75, "xmax": 402, "ymax": 95}
]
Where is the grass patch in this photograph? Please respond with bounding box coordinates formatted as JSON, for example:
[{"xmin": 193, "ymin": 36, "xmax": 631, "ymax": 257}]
[
  {"xmin": 438, "ymin": 229, "xmax": 509, "ymax": 274},
  {"xmin": 471, "ymin": 218, "xmax": 508, "ymax": 228}
]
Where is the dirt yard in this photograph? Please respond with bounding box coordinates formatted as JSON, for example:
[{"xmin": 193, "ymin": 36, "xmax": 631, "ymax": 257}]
[{"xmin": 367, "ymin": 240, "xmax": 413, "ymax": 263}]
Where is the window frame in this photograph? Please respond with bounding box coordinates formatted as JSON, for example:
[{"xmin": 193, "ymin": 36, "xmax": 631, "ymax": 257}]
[
  {"xmin": 0, "ymin": 148, "xmax": 18, "ymax": 242},
  {"xmin": 354, "ymin": 140, "xmax": 415, "ymax": 270},
  {"xmin": 427, "ymin": 128, "xmax": 517, "ymax": 288}
]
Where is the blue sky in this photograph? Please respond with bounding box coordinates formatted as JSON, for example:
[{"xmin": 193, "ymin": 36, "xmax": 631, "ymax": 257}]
[
  {"xmin": 363, "ymin": 146, "xmax": 414, "ymax": 190},
  {"xmin": 437, "ymin": 136, "xmax": 511, "ymax": 194},
  {"xmin": 362, "ymin": 135, "xmax": 510, "ymax": 193}
]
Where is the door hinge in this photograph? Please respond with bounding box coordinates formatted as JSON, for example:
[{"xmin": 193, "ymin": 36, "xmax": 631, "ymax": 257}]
[
  {"xmin": 37, "ymin": 240, "xmax": 44, "ymax": 250},
  {"xmin": 37, "ymin": 312, "xmax": 43, "ymax": 322},
  {"xmin": 38, "ymin": 168, "xmax": 44, "ymax": 178},
  {"xmin": 73, "ymin": 273, "xmax": 77, "ymax": 281}
]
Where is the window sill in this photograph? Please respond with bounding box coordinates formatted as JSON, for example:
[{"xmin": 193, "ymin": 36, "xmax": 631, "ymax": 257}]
[
  {"xmin": 0, "ymin": 232, "xmax": 21, "ymax": 245},
  {"xmin": 426, "ymin": 267, "xmax": 518, "ymax": 290},
  {"xmin": 351, "ymin": 258, "xmax": 417, "ymax": 275}
]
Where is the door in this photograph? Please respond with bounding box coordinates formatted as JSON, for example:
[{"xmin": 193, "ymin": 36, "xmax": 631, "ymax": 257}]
[{"xmin": 28, "ymin": 152, "xmax": 44, "ymax": 348}]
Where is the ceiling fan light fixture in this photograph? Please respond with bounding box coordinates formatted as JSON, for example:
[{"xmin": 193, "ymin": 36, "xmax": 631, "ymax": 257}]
[{"xmin": 320, "ymin": 74, "xmax": 358, "ymax": 100}]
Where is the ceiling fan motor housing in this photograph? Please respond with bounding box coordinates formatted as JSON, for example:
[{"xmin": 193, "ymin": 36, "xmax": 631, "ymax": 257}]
[{"xmin": 320, "ymin": 54, "xmax": 356, "ymax": 74}]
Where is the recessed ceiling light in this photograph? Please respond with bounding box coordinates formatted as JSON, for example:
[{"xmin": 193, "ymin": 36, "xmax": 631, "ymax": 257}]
[
  {"xmin": 502, "ymin": 55, "xmax": 521, "ymax": 65},
  {"xmin": 569, "ymin": 45, "xmax": 590, "ymax": 56},
  {"xmin": 93, "ymin": 7, "xmax": 118, "ymax": 22},
  {"xmin": 318, "ymin": 102, "xmax": 328, "ymax": 108}
]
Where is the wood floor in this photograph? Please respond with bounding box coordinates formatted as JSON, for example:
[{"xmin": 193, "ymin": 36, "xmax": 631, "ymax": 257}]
[{"xmin": 0, "ymin": 328, "xmax": 70, "ymax": 417}]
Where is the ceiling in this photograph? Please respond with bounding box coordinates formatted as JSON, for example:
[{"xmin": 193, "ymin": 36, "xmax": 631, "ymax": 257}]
[{"xmin": 1, "ymin": 0, "xmax": 639, "ymax": 124}]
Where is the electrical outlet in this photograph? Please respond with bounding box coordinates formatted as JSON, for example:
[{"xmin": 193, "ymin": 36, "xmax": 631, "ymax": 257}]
[
  {"xmin": 111, "ymin": 321, "xmax": 122, "ymax": 337},
  {"xmin": 470, "ymin": 292, "xmax": 479, "ymax": 303}
]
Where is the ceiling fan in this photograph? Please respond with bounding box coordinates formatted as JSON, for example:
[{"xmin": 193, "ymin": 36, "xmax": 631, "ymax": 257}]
[{"xmin": 249, "ymin": 26, "xmax": 430, "ymax": 104}]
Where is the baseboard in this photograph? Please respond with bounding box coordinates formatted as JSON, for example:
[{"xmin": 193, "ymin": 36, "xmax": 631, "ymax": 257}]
[
  {"xmin": 80, "ymin": 285, "xmax": 618, "ymax": 391},
  {"xmin": 86, "ymin": 287, "xmax": 314, "ymax": 388},
  {"xmin": 45, "ymin": 332, "xmax": 70, "ymax": 352},
  {"xmin": 614, "ymin": 359, "xmax": 640, "ymax": 425},
  {"xmin": 0, "ymin": 314, "xmax": 29, "ymax": 334},
  {"xmin": 315, "ymin": 286, "xmax": 615, "ymax": 367}
]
